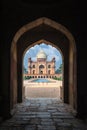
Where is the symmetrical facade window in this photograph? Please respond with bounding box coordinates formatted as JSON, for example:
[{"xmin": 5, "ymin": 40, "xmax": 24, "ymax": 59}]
[
  {"xmin": 48, "ymin": 65, "xmax": 51, "ymax": 68},
  {"xmin": 32, "ymin": 65, "xmax": 35, "ymax": 68},
  {"xmin": 33, "ymin": 70, "xmax": 35, "ymax": 74}
]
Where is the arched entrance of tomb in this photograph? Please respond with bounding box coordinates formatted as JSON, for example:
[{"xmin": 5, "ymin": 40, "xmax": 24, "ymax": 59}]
[
  {"xmin": 39, "ymin": 65, "xmax": 45, "ymax": 74},
  {"xmin": 10, "ymin": 17, "xmax": 77, "ymax": 112}
]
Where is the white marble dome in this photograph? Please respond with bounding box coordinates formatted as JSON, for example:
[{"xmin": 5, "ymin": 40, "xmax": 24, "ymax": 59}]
[{"xmin": 37, "ymin": 49, "xmax": 47, "ymax": 59}]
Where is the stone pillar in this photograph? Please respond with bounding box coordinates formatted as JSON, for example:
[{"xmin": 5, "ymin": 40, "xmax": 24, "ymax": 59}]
[
  {"xmin": 28, "ymin": 58, "xmax": 31, "ymax": 74},
  {"xmin": 52, "ymin": 58, "xmax": 55, "ymax": 74}
]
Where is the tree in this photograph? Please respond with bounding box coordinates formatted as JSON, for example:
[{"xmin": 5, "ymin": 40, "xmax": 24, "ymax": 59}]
[
  {"xmin": 23, "ymin": 66, "xmax": 28, "ymax": 74},
  {"xmin": 55, "ymin": 64, "xmax": 63, "ymax": 74}
]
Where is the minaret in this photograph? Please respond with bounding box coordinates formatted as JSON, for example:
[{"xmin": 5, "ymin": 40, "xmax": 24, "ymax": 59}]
[
  {"xmin": 52, "ymin": 57, "xmax": 55, "ymax": 74},
  {"xmin": 28, "ymin": 58, "xmax": 32, "ymax": 74}
]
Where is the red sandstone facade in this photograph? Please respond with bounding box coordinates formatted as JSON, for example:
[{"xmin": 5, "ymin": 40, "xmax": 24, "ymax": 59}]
[{"xmin": 25, "ymin": 49, "xmax": 60, "ymax": 78}]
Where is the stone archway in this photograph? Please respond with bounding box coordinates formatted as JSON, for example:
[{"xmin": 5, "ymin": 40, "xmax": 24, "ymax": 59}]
[
  {"xmin": 39, "ymin": 65, "xmax": 45, "ymax": 74},
  {"xmin": 10, "ymin": 17, "xmax": 77, "ymax": 112}
]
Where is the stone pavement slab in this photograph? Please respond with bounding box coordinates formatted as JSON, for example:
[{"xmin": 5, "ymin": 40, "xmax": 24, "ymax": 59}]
[{"xmin": 0, "ymin": 98, "xmax": 87, "ymax": 130}]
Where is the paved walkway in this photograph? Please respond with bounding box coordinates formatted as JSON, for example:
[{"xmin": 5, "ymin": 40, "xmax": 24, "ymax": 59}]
[{"xmin": 0, "ymin": 98, "xmax": 87, "ymax": 130}]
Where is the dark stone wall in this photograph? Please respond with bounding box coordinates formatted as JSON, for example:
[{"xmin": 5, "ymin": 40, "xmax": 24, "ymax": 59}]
[{"xmin": 0, "ymin": 0, "xmax": 87, "ymax": 119}]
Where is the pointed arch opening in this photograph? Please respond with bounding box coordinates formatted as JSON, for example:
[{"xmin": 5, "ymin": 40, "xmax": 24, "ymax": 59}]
[
  {"xmin": 10, "ymin": 17, "xmax": 77, "ymax": 114},
  {"xmin": 22, "ymin": 41, "xmax": 63, "ymax": 99}
]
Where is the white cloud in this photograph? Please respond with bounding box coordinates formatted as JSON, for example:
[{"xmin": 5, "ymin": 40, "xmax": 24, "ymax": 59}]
[{"xmin": 26, "ymin": 49, "xmax": 30, "ymax": 54}]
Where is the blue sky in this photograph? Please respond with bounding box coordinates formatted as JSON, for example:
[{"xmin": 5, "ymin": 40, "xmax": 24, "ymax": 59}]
[{"xmin": 23, "ymin": 43, "xmax": 62, "ymax": 70}]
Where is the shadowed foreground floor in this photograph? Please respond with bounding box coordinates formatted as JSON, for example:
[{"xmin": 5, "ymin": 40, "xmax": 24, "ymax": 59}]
[{"xmin": 0, "ymin": 98, "xmax": 87, "ymax": 130}]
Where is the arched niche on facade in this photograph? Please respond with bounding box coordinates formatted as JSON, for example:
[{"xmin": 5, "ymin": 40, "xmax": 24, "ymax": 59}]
[
  {"xmin": 39, "ymin": 65, "xmax": 45, "ymax": 74},
  {"xmin": 10, "ymin": 17, "xmax": 77, "ymax": 112},
  {"xmin": 39, "ymin": 65, "xmax": 45, "ymax": 68}
]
